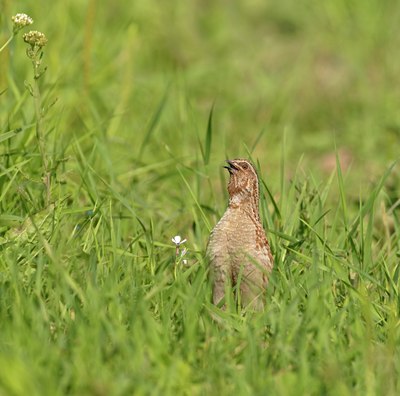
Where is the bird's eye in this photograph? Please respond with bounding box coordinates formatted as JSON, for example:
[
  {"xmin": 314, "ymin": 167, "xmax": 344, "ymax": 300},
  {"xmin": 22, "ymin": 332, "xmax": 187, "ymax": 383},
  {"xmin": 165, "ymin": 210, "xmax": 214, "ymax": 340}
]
[{"xmin": 241, "ymin": 163, "xmax": 248, "ymax": 169}]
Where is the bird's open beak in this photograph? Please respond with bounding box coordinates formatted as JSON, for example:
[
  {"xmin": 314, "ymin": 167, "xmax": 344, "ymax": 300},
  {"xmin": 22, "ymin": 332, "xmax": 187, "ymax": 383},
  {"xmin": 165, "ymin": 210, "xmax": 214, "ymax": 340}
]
[{"xmin": 223, "ymin": 160, "xmax": 238, "ymax": 175}]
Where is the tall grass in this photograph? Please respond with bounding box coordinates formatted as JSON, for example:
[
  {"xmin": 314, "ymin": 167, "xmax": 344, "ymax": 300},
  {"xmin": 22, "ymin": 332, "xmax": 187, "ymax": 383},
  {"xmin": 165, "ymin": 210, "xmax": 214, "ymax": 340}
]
[{"xmin": 1, "ymin": 1, "xmax": 400, "ymax": 395}]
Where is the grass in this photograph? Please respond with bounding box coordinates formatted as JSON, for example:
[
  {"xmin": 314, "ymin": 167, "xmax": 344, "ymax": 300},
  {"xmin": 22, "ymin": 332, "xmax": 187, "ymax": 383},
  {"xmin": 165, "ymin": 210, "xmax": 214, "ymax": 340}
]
[{"xmin": 1, "ymin": 0, "xmax": 400, "ymax": 395}]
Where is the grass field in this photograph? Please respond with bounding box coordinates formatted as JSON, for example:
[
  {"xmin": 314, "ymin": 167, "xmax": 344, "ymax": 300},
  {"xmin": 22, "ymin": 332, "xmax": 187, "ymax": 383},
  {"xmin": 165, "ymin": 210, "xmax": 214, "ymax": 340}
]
[{"xmin": 1, "ymin": 1, "xmax": 400, "ymax": 395}]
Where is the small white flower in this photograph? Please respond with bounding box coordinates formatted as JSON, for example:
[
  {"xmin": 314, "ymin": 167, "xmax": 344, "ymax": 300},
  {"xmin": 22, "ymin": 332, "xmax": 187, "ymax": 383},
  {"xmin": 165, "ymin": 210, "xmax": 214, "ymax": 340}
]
[
  {"xmin": 171, "ymin": 235, "xmax": 187, "ymax": 246},
  {"xmin": 182, "ymin": 259, "xmax": 188, "ymax": 266}
]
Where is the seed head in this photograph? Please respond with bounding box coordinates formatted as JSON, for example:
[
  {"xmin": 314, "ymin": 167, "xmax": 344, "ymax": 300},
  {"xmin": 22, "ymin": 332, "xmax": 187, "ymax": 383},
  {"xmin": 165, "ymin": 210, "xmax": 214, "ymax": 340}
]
[{"xmin": 23, "ymin": 30, "xmax": 48, "ymax": 49}]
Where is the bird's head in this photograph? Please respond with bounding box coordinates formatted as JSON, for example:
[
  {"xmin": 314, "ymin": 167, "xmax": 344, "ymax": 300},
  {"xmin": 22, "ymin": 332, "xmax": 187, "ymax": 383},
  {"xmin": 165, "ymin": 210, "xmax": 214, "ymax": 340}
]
[{"xmin": 224, "ymin": 159, "xmax": 259, "ymax": 206}]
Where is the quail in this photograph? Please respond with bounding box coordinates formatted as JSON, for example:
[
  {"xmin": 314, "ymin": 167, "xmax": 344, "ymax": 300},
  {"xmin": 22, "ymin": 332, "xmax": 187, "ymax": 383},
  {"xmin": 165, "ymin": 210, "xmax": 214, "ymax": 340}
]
[{"xmin": 207, "ymin": 159, "xmax": 274, "ymax": 310}]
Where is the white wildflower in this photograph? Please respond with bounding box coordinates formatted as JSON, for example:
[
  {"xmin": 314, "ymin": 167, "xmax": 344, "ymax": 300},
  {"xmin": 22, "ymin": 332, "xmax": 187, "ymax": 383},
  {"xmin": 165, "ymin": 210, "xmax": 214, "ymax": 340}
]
[
  {"xmin": 172, "ymin": 235, "xmax": 188, "ymax": 276},
  {"xmin": 12, "ymin": 13, "xmax": 33, "ymax": 33},
  {"xmin": 171, "ymin": 235, "xmax": 187, "ymax": 246}
]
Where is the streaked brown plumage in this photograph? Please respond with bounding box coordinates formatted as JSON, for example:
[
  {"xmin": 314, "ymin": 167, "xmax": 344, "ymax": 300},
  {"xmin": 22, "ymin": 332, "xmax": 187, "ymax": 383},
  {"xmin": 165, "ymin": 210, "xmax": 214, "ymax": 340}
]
[{"xmin": 207, "ymin": 159, "xmax": 274, "ymax": 310}]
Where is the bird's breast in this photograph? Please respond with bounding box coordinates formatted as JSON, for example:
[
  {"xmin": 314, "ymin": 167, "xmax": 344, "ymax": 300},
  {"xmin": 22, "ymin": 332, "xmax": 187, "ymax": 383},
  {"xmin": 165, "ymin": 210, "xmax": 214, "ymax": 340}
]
[{"xmin": 208, "ymin": 208, "xmax": 258, "ymax": 256}]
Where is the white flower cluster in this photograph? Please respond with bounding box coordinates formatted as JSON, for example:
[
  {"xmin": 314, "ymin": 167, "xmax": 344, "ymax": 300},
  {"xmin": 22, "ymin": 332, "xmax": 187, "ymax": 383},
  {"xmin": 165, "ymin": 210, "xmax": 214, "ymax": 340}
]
[{"xmin": 12, "ymin": 13, "xmax": 33, "ymax": 31}]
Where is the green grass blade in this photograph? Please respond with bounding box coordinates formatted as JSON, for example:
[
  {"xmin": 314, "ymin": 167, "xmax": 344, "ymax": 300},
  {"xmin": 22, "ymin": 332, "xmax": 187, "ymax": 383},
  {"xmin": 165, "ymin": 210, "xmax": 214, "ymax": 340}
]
[
  {"xmin": 203, "ymin": 103, "xmax": 214, "ymax": 165},
  {"xmin": 138, "ymin": 86, "xmax": 169, "ymax": 161}
]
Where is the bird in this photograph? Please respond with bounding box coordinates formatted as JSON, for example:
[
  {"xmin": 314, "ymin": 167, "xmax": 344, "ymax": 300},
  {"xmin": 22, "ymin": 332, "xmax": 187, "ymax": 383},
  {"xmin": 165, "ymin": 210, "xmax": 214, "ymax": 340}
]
[{"xmin": 207, "ymin": 159, "xmax": 274, "ymax": 311}]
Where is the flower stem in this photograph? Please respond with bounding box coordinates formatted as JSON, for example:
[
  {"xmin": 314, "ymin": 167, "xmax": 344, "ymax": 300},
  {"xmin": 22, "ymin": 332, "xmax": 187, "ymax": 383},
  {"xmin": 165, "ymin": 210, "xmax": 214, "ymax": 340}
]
[
  {"xmin": 0, "ymin": 35, "xmax": 14, "ymax": 53},
  {"xmin": 31, "ymin": 57, "xmax": 51, "ymax": 206}
]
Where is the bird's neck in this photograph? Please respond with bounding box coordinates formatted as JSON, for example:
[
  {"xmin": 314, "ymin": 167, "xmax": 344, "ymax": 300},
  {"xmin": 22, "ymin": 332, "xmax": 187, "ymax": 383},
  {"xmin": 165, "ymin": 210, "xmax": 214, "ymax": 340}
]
[{"xmin": 228, "ymin": 192, "xmax": 260, "ymax": 222}]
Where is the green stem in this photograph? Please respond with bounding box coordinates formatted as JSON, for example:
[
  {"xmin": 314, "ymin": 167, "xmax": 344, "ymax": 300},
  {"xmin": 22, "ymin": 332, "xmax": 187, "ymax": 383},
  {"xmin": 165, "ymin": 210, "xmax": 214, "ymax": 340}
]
[
  {"xmin": 32, "ymin": 56, "xmax": 51, "ymax": 206},
  {"xmin": 174, "ymin": 246, "xmax": 179, "ymax": 280},
  {"xmin": 0, "ymin": 35, "xmax": 14, "ymax": 53}
]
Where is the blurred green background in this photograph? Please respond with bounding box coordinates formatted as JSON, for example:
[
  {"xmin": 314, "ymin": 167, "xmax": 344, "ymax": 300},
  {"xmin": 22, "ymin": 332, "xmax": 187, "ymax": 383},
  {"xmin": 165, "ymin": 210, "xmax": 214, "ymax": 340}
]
[{"xmin": 2, "ymin": 0, "xmax": 400, "ymax": 181}]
